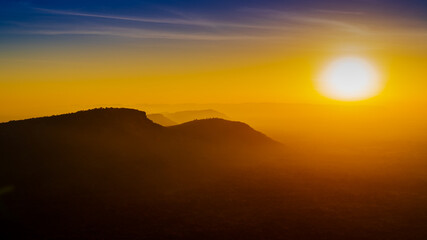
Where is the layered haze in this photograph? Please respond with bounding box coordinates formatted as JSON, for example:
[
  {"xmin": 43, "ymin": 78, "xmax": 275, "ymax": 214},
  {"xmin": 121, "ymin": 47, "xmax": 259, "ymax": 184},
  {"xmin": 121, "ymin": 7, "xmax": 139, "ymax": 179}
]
[{"xmin": 1, "ymin": 0, "xmax": 427, "ymax": 239}]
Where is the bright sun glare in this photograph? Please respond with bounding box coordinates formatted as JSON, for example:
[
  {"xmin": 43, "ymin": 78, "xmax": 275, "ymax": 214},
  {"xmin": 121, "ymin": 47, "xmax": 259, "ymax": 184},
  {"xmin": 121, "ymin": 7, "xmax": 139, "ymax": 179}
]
[{"xmin": 317, "ymin": 57, "xmax": 382, "ymax": 101}]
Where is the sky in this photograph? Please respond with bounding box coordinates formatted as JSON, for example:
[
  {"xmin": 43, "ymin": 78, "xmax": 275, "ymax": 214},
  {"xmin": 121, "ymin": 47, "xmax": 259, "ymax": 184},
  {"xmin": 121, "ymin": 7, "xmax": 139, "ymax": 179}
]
[{"xmin": 0, "ymin": 0, "xmax": 426, "ymax": 120}]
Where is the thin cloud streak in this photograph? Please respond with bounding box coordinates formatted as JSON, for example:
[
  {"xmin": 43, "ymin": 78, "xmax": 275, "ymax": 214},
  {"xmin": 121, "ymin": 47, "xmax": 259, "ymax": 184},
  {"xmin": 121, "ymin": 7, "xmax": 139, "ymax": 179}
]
[
  {"xmin": 240, "ymin": 8, "xmax": 367, "ymax": 34},
  {"xmin": 21, "ymin": 27, "xmax": 288, "ymax": 41},
  {"xmin": 29, "ymin": 7, "xmax": 370, "ymax": 41},
  {"xmin": 11, "ymin": 7, "xmax": 426, "ymax": 43},
  {"xmin": 34, "ymin": 7, "xmax": 284, "ymax": 30},
  {"xmin": 312, "ymin": 9, "xmax": 365, "ymax": 15}
]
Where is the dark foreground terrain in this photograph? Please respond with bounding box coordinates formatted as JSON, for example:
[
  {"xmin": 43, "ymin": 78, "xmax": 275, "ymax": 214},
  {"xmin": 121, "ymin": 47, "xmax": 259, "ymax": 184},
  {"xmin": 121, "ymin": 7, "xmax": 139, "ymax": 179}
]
[{"xmin": 0, "ymin": 108, "xmax": 426, "ymax": 239}]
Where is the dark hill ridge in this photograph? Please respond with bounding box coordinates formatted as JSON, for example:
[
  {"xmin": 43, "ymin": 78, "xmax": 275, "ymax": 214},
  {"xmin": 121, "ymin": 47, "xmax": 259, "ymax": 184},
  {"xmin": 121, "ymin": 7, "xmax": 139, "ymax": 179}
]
[
  {"xmin": 0, "ymin": 108, "xmax": 280, "ymax": 150},
  {"xmin": 0, "ymin": 108, "xmax": 285, "ymax": 239},
  {"xmin": 1, "ymin": 108, "xmax": 160, "ymax": 129},
  {"xmin": 0, "ymin": 108, "xmax": 283, "ymax": 190},
  {"xmin": 0, "ymin": 108, "xmax": 424, "ymax": 240},
  {"xmin": 169, "ymin": 118, "xmax": 279, "ymax": 146},
  {"xmin": 0, "ymin": 108, "xmax": 168, "ymax": 160}
]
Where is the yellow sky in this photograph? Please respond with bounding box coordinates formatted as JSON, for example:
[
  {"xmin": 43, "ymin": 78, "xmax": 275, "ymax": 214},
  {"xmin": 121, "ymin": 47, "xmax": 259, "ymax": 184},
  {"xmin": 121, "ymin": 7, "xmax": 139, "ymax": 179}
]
[{"xmin": 0, "ymin": 36, "xmax": 426, "ymax": 121}]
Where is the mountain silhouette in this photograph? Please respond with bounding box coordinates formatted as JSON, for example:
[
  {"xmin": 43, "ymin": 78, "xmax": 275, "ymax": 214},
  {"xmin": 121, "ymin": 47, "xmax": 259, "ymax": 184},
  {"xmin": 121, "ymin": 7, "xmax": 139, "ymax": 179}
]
[
  {"xmin": 170, "ymin": 118, "xmax": 279, "ymax": 146},
  {"xmin": 0, "ymin": 108, "xmax": 288, "ymax": 239},
  {"xmin": 147, "ymin": 113, "xmax": 177, "ymax": 126},
  {"xmin": 0, "ymin": 108, "xmax": 279, "ymax": 165},
  {"xmin": 163, "ymin": 109, "xmax": 228, "ymax": 124},
  {"xmin": 1, "ymin": 108, "xmax": 423, "ymax": 240}
]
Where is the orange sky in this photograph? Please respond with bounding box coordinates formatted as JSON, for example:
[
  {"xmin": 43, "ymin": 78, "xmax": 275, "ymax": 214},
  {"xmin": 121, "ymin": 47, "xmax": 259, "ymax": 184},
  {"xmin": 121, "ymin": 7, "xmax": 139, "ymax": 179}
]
[
  {"xmin": 1, "ymin": 2, "xmax": 426, "ymax": 121},
  {"xmin": 1, "ymin": 41, "xmax": 426, "ymax": 120}
]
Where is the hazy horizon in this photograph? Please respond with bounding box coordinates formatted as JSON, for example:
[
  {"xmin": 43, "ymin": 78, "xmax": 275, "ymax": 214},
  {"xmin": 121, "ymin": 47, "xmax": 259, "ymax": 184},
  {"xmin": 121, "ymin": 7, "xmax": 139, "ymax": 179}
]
[{"xmin": 1, "ymin": 1, "xmax": 427, "ymax": 239}]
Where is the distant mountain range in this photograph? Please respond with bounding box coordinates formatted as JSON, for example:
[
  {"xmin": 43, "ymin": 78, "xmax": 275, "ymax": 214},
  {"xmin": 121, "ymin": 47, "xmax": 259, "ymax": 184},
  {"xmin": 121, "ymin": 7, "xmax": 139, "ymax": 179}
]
[
  {"xmin": 146, "ymin": 113, "xmax": 177, "ymax": 126},
  {"xmin": 148, "ymin": 109, "xmax": 228, "ymax": 126}
]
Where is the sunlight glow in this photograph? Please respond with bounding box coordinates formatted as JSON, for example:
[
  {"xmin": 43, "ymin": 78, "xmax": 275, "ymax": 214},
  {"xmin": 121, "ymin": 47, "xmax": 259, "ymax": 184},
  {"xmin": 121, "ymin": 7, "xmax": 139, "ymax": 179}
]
[{"xmin": 317, "ymin": 57, "xmax": 382, "ymax": 101}]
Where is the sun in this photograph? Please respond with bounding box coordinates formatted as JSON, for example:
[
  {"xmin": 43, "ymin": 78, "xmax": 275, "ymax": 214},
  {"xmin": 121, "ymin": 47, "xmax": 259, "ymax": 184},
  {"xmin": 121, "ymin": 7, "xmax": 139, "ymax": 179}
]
[{"xmin": 316, "ymin": 57, "xmax": 382, "ymax": 101}]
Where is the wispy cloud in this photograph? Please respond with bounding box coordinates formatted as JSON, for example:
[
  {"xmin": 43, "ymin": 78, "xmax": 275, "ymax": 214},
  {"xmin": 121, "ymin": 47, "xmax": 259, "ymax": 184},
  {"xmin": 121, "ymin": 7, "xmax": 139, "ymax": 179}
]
[
  {"xmin": 239, "ymin": 8, "xmax": 367, "ymax": 34},
  {"xmin": 22, "ymin": 7, "xmax": 372, "ymax": 41},
  {"xmin": 312, "ymin": 9, "xmax": 365, "ymax": 15},
  {"xmin": 8, "ymin": 6, "xmax": 425, "ymax": 44},
  {"xmin": 33, "ymin": 7, "xmax": 282, "ymax": 30},
  {"xmin": 24, "ymin": 28, "xmax": 281, "ymax": 41},
  {"xmin": 35, "ymin": 7, "xmax": 217, "ymax": 27}
]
